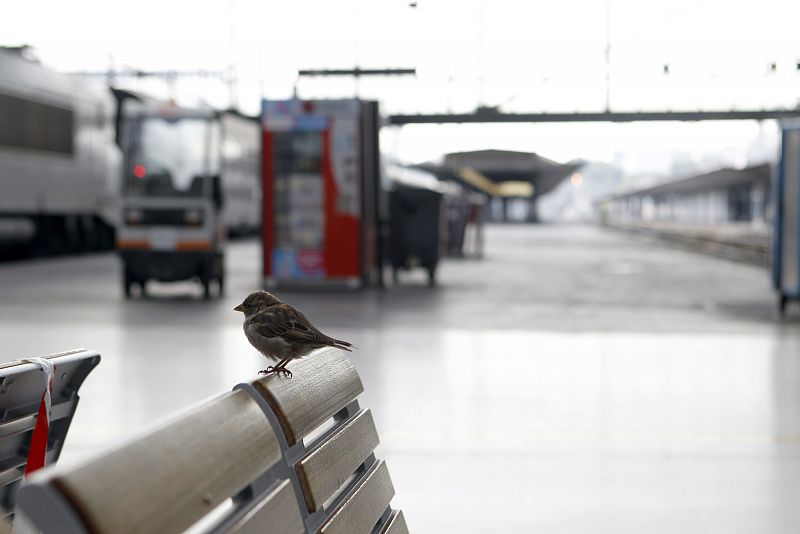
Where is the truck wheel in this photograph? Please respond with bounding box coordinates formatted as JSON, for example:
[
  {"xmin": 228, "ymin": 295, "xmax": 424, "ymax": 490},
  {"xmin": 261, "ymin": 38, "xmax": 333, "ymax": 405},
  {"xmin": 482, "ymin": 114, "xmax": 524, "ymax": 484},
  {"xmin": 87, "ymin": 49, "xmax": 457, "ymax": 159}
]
[
  {"xmin": 202, "ymin": 278, "xmax": 211, "ymax": 299},
  {"xmin": 217, "ymin": 273, "xmax": 225, "ymax": 298},
  {"xmin": 779, "ymin": 295, "xmax": 788, "ymax": 316},
  {"xmin": 427, "ymin": 267, "xmax": 437, "ymax": 287},
  {"xmin": 123, "ymin": 268, "xmax": 134, "ymax": 299},
  {"xmin": 215, "ymin": 256, "xmax": 225, "ymax": 298}
]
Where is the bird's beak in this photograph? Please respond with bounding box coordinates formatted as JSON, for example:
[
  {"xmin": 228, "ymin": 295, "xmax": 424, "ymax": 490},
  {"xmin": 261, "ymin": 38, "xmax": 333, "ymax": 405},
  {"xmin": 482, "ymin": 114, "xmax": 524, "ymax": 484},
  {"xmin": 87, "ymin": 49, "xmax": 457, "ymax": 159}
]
[{"xmin": 234, "ymin": 304, "xmax": 244, "ymax": 312}]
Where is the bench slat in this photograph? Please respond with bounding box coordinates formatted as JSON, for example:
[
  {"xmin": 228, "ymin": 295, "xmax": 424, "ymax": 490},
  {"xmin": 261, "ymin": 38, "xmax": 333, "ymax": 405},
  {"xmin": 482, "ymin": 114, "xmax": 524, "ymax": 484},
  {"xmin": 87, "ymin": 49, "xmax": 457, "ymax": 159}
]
[
  {"xmin": 47, "ymin": 389, "xmax": 280, "ymax": 534},
  {"xmin": 380, "ymin": 510, "xmax": 409, "ymax": 534},
  {"xmin": 0, "ymin": 401, "xmax": 74, "ymax": 439},
  {"xmin": 226, "ymin": 480, "xmax": 304, "ymax": 534},
  {"xmin": 0, "ymin": 466, "xmax": 22, "ymax": 488},
  {"xmin": 296, "ymin": 409, "xmax": 379, "ymax": 512},
  {"xmin": 319, "ymin": 460, "xmax": 394, "ymax": 534},
  {"xmin": 252, "ymin": 351, "xmax": 363, "ymax": 445}
]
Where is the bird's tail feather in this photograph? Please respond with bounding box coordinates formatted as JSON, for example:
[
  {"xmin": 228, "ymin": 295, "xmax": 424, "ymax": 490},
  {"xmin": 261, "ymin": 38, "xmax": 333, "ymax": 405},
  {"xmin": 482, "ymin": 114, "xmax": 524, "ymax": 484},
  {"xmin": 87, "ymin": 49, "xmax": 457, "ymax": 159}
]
[{"xmin": 331, "ymin": 338, "xmax": 354, "ymax": 352}]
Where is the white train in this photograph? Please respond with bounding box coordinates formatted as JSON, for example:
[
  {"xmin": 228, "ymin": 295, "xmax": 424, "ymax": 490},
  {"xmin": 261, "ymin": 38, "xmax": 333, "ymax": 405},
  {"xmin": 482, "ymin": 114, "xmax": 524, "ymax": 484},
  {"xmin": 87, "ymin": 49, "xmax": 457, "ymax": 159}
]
[
  {"xmin": 0, "ymin": 47, "xmax": 121, "ymax": 251},
  {"xmin": 0, "ymin": 48, "xmax": 261, "ymax": 257}
]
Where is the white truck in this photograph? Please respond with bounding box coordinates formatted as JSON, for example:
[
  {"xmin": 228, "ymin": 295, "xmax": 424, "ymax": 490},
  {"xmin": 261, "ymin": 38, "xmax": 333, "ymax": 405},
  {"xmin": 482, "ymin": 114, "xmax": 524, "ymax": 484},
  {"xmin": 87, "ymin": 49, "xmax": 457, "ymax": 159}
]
[{"xmin": 116, "ymin": 99, "xmax": 229, "ymax": 298}]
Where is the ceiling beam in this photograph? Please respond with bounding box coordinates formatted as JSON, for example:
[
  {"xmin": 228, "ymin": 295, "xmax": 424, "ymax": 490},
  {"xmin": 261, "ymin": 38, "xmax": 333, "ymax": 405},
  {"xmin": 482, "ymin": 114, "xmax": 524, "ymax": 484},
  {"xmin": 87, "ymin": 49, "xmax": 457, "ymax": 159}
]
[
  {"xmin": 388, "ymin": 109, "xmax": 800, "ymax": 125},
  {"xmin": 298, "ymin": 68, "xmax": 416, "ymax": 77}
]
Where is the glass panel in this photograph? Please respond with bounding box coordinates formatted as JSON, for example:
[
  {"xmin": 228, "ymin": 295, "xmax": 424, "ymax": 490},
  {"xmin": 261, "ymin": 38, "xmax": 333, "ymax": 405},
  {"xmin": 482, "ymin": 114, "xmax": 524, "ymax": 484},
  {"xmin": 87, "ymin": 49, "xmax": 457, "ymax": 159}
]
[
  {"xmin": 272, "ymin": 132, "xmax": 325, "ymax": 249},
  {"xmin": 124, "ymin": 117, "xmax": 219, "ymax": 198},
  {"xmin": 782, "ymin": 130, "xmax": 800, "ymax": 292}
]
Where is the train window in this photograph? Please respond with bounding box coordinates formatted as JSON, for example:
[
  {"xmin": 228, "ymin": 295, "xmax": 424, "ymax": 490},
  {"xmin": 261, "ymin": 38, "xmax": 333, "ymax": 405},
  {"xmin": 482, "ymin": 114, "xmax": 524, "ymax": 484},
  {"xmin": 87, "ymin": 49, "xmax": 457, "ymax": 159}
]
[{"xmin": 0, "ymin": 92, "xmax": 73, "ymax": 155}]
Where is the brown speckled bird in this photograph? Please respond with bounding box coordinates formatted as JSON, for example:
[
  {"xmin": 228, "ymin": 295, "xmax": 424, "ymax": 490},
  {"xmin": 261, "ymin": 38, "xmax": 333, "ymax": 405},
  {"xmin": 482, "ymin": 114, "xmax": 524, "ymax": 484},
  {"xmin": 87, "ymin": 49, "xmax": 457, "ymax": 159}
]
[{"xmin": 234, "ymin": 291, "xmax": 352, "ymax": 378}]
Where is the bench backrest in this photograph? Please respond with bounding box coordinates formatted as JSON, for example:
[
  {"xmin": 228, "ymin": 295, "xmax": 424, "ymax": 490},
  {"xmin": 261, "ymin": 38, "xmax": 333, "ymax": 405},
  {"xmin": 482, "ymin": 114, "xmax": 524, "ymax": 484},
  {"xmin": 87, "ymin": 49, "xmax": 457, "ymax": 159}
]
[
  {"xmin": 17, "ymin": 350, "xmax": 408, "ymax": 534},
  {"xmin": 0, "ymin": 348, "xmax": 100, "ymax": 521}
]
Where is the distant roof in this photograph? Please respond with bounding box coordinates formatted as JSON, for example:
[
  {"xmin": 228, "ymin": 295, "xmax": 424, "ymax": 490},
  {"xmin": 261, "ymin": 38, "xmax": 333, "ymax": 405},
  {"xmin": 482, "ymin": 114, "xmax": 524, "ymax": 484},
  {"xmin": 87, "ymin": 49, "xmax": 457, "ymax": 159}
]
[
  {"xmin": 423, "ymin": 149, "xmax": 581, "ymax": 197},
  {"xmin": 604, "ymin": 163, "xmax": 771, "ymax": 201}
]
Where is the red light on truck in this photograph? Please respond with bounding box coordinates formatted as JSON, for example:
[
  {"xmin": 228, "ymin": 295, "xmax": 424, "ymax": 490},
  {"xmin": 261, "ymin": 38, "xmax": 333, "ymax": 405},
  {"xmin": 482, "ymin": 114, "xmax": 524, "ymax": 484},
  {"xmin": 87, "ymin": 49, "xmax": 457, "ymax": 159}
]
[{"xmin": 133, "ymin": 164, "xmax": 146, "ymax": 178}]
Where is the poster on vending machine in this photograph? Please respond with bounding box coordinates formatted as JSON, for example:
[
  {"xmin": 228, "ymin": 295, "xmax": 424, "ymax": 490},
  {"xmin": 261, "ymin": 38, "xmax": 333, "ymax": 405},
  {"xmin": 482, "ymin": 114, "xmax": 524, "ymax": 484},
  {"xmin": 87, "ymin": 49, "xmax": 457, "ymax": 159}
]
[{"xmin": 261, "ymin": 99, "xmax": 365, "ymax": 286}]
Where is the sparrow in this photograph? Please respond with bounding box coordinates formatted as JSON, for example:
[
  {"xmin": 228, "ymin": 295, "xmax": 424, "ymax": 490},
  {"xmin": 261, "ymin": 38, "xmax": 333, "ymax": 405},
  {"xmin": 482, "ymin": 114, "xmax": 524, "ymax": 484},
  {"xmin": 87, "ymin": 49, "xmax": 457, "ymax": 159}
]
[{"xmin": 234, "ymin": 291, "xmax": 352, "ymax": 378}]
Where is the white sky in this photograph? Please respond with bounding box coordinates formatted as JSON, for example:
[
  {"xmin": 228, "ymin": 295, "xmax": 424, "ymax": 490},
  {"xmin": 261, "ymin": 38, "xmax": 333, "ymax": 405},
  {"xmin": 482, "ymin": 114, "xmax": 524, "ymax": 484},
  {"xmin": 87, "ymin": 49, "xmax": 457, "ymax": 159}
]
[{"xmin": 3, "ymin": 0, "xmax": 800, "ymax": 174}]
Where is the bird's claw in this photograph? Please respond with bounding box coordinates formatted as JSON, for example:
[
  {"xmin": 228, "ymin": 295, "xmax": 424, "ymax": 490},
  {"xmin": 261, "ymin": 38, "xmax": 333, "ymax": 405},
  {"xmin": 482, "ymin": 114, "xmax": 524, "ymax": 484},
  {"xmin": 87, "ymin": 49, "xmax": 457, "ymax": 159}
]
[{"xmin": 258, "ymin": 366, "xmax": 293, "ymax": 379}]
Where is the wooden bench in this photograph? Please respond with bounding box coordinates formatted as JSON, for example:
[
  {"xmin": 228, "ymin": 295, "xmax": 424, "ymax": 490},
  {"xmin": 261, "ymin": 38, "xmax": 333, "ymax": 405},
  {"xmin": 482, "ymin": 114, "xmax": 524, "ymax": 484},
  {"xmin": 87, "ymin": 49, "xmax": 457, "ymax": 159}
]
[
  {"xmin": 16, "ymin": 350, "xmax": 408, "ymax": 534},
  {"xmin": 0, "ymin": 349, "xmax": 100, "ymax": 522}
]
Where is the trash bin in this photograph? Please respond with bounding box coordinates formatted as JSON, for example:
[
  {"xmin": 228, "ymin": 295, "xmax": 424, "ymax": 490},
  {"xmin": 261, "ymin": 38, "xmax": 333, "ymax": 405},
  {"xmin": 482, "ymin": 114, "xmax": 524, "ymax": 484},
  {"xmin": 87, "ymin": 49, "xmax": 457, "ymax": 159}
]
[{"xmin": 388, "ymin": 183, "xmax": 443, "ymax": 286}]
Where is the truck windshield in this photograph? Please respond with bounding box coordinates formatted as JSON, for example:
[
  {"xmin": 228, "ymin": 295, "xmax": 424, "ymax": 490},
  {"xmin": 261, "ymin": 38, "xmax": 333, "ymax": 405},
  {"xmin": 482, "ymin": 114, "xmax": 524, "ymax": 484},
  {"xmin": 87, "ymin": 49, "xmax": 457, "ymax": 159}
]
[{"xmin": 124, "ymin": 116, "xmax": 219, "ymax": 198}]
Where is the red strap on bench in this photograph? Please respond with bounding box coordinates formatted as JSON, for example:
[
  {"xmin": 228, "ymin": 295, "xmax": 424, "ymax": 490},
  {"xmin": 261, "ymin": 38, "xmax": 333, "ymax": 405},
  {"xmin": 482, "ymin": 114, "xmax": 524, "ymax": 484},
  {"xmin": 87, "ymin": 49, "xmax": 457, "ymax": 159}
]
[{"xmin": 21, "ymin": 358, "xmax": 55, "ymax": 476}]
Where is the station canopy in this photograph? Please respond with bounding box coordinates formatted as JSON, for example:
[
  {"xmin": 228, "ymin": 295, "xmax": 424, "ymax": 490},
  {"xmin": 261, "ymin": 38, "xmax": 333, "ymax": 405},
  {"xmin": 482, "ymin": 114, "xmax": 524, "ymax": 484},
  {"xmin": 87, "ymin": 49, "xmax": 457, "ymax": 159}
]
[
  {"xmin": 419, "ymin": 149, "xmax": 582, "ymax": 198},
  {"xmin": 603, "ymin": 163, "xmax": 771, "ymax": 201}
]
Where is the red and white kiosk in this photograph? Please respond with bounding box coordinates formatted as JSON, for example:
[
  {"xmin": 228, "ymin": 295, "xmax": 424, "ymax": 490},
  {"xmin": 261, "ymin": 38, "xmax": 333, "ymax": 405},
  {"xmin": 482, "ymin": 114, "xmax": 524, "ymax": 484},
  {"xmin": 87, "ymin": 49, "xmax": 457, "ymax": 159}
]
[{"xmin": 260, "ymin": 99, "xmax": 381, "ymax": 288}]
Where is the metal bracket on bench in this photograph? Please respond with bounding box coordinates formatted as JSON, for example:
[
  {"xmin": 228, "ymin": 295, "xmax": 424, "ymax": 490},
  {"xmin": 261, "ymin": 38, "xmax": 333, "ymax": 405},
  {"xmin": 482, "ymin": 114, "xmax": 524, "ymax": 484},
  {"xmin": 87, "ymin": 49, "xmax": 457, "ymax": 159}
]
[
  {"xmin": 230, "ymin": 382, "xmax": 381, "ymax": 533},
  {"xmin": 14, "ymin": 478, "xmax": 89, "ymax": 534}
]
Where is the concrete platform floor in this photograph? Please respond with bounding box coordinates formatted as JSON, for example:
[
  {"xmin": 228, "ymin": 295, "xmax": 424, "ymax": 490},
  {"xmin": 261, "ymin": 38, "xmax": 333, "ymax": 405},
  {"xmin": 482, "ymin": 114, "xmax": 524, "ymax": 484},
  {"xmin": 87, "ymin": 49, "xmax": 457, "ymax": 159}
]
[{"xmin": 2, "ymin": 224, "xmax": 800, "ymax": 533}]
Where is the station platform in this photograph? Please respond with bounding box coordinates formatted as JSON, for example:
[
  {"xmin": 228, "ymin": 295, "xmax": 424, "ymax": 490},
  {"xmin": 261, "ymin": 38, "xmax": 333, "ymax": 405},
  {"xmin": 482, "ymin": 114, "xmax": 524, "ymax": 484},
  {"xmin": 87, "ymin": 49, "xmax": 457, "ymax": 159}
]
[
  {"xmin": 603, "ymin": 220, "xmax": 770, "ymax": 266},
  {"xmin": 0, "ymin": 224, "xmax": 798, "ymax": 533}
]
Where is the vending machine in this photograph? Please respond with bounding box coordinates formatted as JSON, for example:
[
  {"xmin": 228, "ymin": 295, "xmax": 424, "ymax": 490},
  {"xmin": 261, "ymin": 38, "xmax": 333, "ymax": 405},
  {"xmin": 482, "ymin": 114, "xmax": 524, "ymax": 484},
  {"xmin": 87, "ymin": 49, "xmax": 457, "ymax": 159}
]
[
  {"xmin": 261, "ymin": 99, "xmax": 381, "ymax": 288},
  {"xmin": 773, "ymin": 123, "xmax": 800, "ymax": 314}
]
